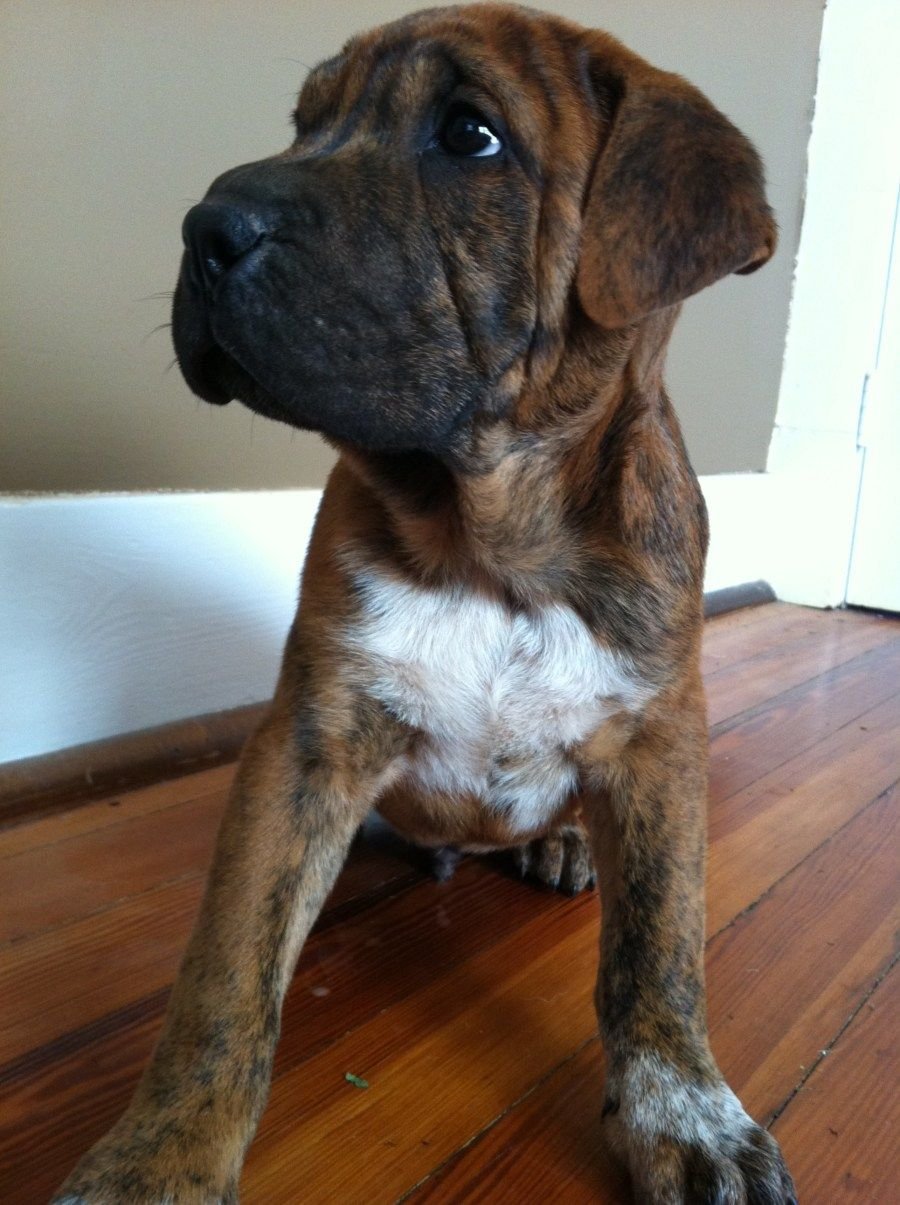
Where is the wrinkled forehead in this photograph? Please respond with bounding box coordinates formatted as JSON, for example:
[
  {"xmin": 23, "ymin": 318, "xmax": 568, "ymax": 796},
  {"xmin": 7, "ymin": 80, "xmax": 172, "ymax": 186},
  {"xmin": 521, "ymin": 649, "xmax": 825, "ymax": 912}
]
[{"xmin": 293, "ymin": 5, "xmax": 594, "ymax": 156}]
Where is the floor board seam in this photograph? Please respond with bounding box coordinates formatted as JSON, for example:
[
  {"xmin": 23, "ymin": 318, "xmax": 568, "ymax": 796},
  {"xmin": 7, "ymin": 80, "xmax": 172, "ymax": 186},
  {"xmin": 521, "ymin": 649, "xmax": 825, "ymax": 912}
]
[
  {"xmin": 0, "ymin": 854, "xmax": 424, "ymax": 953},
  {"xmin": 0, "ymin": 870, "xmax": 429, "ymax": 1079},
  {"xmin": 707, "ymin": 777, "xmax": 900, "ymax": 946},
  {"xmin": 266, "ymin": 885, "xmax": 591, "ymax": 1094},
  {"xmin": 703, "ymin": 625, "xmax": 899, "ymax": 687},
  {"xmin": 764, "ymin": 953, "xmax": 900, "ymax": 1130},
  {"xmin": 302, "ymin": 868, "xmax": 426, "ymax": 936},
  {"xmin": 708, "ymin": 647, "xmax": 900, "ymax": 745},
  {"xmin": 394, "ymin": 1035, "xmax": 600, "ymax": 1202},
  {"xmin": 0, "ymin": 868, "xmax": 203, "ymax": 952},
  {"xmin": 0, "ymin": 783, "xmax": 233, "ymax": 863},
  {"xmin": 395, "ymin": 780, "xmax": 899, "ymax": 1197},
  {"xmin": 710, "ymin": 685, "xmax": 900, "ymax": 816},
  {"xmin": 709, "ymin": 652, "xmax": 900, "ymax": 738},
  {"xmin": 0, "ymin": 985, "xmax": 172, "ymax": 1089}
]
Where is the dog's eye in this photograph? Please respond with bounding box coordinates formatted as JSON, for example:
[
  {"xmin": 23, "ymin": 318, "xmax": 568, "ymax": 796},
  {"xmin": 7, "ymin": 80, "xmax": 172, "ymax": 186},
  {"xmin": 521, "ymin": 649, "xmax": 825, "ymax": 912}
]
[{"xmin": 437, "ymin": 105, "xmax": 502, "ymax": 158}]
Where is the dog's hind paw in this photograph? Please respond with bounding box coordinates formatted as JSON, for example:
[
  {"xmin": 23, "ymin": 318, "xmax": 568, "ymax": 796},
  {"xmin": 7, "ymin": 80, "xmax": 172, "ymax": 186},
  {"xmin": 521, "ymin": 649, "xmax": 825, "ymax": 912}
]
[{"xmin": 512, "ymin": 823, "xmax": 595, "ymax": 894}]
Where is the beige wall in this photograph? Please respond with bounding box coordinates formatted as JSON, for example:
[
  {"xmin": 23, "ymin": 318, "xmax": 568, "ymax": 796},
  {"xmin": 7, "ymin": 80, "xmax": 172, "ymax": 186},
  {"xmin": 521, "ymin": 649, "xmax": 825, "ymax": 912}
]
[{"xmin": 0, "ymin": 1, "xmax": 824, "ymax": 491}]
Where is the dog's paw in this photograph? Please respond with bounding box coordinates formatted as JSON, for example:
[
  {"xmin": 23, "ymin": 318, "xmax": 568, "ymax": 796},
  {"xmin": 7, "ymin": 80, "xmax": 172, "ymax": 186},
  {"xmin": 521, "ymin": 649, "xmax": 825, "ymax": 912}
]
[
  {"xmin": 605, "ymin": 1054, "xmax": 796, "ymax": 1204},
  {"xmin": 512, "ymin": 823, "xmax": 595, "ymax": 894}
]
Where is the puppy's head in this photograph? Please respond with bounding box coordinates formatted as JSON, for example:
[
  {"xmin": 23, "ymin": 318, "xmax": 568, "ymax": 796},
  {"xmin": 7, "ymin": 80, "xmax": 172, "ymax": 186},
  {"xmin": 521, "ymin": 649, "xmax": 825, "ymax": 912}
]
[{"xmin": 172, "ymin": 3, "xmax": 775, "ymax": 456}]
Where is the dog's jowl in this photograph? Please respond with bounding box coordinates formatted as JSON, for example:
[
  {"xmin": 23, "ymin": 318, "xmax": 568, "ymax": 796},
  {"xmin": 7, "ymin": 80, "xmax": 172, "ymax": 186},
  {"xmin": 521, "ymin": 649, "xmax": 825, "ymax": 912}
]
[{"xmin": 55, "ymin": 5, "xmax": 795, "ymax": 1202}]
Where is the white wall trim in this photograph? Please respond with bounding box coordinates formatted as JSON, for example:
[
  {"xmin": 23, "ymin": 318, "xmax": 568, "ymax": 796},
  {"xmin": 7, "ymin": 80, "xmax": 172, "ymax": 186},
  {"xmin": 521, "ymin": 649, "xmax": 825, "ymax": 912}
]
[
  {"xmin": 0, "ymin": 491, "xmax": 321, "ymax": 765},
  {"xmin": 699, "ymin": 472, "xmax": 773, "ymax": 595},
  {"xmin": 1, "ymin": 479, "xmax": 765, "ymax": 766},
  {"xmin": 700, "ymin": 463, "xmax": 866, "ymax": 611}
]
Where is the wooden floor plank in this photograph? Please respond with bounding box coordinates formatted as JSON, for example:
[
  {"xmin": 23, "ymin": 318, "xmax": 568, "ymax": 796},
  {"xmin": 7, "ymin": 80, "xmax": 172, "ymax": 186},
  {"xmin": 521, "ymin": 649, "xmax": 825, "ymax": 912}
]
[
  {"xmin": 1, "ymin": 605, "xmax": 898, "ymax": 1204},
  {"xmin": 0, "ymin": 764, "xmax": 235, "ymax": 861},
  {"xmin": 705, "ymin": 781, "xmax": 899, "ymax": 1122},
  {"xmin": 242, "ymin": 897, "xmax": 601, "ymax": 1203},
  {"xmin": 705, "ymin": 615, "xmax": 898, "ymax": 725},
  {"xmin": 1, "ymin": 607, "xmax": 886, "ymax": 944},
  {"xmin": 0, "ymin": 864, "xmax": 576, "ymax": 1196},
  {"xmin": 408, "ymin": 1039, "xmax": 620, "ymax": 1205},
  {"xmin": 0, "ymin": 827, "xmax": 425, "ymax": 1067},
  {"xmin": 707, "ymin": 692, "xmax": 900, "ymax": 933},
  {"xmin": 4, "ymin": 634, "xmax": 891, "ymax": 952},
  {"xmin": 700, "ymin": 603, "xmax": 856, "ymax": 677},
  {"xmin": 0, "ymin": 875, "xmax": 203, "ymax": 1067},
  {"xmin": 244, "ymin": 779, "xmax": 898, "ymax": 1202},
  {"xmin": 4, "ymin": 871, "xmax": 579, "ymax": 1199},
  {"xmin": 4, "ymin": 635, "xmax": 895, "ymax": 951},
  {"xmin": 0, "ymin": 792, "xmax": 224, "ymax": 945},
  {"xmin": 704, "ymin": 601, "xmax": 894, "ymax": 666},
  {"xmin": 407, "ymin": 784, "xmax": 899, "ymax": 1204},
  {"xmin": 707, "ymin": 637, "xmax": 900, "ymax": 804},
  {"xmin": 1, "ymin": 683, "xmax": 887, "ymax": 1079},
  {"xmin": 771, "ymin": 962, "xmax": 900, "ymax": 1204}
]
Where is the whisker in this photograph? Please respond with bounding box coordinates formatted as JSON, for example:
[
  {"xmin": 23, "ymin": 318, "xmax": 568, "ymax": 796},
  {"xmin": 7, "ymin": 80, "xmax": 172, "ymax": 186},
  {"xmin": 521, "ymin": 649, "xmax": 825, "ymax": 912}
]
[
  {"xmin": 142, "ymin": 322, "xmax": 172, "ymax": 346},
  {"xmin": 274, "ymin": 57, "xmax": 313, "ymax": 70}
]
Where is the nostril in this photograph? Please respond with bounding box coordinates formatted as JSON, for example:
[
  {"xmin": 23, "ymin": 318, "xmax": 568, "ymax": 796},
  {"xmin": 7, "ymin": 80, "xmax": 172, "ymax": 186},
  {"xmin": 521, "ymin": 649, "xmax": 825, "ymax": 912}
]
[{"xmin": 181, "ymin": 201, "xmax": 267, "ymax": 294}]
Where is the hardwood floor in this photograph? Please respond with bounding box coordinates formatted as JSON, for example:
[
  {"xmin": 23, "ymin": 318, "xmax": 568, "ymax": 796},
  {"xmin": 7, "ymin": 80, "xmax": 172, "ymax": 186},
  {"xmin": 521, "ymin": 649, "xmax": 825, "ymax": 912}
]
[{"xmin": 0, "ymin": 603, "xmax": 897, "ymax": 1203}]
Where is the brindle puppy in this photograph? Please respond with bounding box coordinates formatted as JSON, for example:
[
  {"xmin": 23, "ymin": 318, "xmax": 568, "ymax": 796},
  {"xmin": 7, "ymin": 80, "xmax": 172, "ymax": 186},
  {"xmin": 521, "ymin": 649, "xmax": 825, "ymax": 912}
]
[{"xmin": 55, "ymin": 5, "xmax": 795, "ymax": 1202}]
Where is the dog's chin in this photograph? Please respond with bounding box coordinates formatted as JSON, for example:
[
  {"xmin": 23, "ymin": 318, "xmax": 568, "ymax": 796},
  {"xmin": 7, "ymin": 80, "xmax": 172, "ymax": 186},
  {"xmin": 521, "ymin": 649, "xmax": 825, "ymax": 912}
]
[
  {"xmin": 176, "ymin": 336, "xmax": 305, "ymax": 429},
  {"xmin": 172, "ymin": 277, "xmax": 301, "ymax": 425},
  {"xmin": 177, "ymin": 336, "xmax": 476, "ymax": 457},
  {"xmin": 176, "ymin": 343, "xmax": 238, "ymax": 407}
]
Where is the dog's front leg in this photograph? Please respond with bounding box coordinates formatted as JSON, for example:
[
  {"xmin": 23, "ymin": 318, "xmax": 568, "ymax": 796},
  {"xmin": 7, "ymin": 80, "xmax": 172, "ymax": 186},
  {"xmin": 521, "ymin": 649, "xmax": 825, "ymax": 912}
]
[
  {"xmin": 53, "ymin": 703, "xmax": 388, "ymax": 1204},
  {"xmin": 585, "ymin": 687, "xmax": 796, "ymax": 1204}
]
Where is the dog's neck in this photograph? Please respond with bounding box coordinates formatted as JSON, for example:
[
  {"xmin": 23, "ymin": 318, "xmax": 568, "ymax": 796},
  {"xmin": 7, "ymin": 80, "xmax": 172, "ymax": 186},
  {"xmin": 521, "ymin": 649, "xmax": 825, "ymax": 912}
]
[{"xmin": 339, "ymin": 308, "xmax": 689, "ymax": 599}]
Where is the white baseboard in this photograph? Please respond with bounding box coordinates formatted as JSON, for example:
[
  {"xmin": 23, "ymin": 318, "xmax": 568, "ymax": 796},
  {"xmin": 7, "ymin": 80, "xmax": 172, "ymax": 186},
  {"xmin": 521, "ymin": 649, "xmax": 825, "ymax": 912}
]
[
  {"xmin": 1, "ymin": 477, "xmax": 794, "ymax": 767},
  {"xmin": 703, "ymin": 441, "xmax": 865, "ymax": 611},
  {"xmin": 698, "ymin": 472, "xmax": 772, "ymax": 594},
  {"xmin": 0, "ymin": 491, "xmax": 321, "ymax": 765}
]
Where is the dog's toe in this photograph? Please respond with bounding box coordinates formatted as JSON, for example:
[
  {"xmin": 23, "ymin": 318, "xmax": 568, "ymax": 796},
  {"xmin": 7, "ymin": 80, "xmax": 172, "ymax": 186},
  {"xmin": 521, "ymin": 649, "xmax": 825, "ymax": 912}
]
[
  {"xmin": 513, "ymin": 824, "xmax": 595, "ymax": 894},
  {"xmin": 605, "ymin": 1062, "xmax": 796, "ymax": 1205}
]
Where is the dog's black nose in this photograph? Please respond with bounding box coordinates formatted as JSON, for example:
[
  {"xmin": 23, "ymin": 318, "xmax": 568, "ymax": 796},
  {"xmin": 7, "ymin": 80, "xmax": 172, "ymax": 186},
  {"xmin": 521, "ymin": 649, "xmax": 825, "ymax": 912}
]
[{"xmin": 181, "ymin": 201, "xmax": 267, "ymax": 295}]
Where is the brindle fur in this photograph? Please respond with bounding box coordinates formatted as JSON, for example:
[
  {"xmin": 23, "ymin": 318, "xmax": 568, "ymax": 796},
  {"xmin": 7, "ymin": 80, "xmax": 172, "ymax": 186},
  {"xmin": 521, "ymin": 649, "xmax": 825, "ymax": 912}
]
[{"xmin": 56, "ymin": 6, "xmax": 795, "ymax": 1202}]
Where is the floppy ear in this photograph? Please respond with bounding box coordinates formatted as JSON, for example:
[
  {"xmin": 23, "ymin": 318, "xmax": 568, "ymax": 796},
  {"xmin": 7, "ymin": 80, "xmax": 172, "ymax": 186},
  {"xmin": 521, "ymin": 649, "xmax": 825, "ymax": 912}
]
[{"xmin": 577, "ymin": 59, "xmax": 777, "ymax": 328}]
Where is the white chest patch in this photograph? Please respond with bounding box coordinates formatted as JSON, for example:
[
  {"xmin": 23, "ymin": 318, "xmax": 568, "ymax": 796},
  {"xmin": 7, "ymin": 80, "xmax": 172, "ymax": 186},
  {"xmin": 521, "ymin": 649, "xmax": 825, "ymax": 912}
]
[{"xmin": 349, "ymin": 570, "xmax": 654, "ymax": 833}]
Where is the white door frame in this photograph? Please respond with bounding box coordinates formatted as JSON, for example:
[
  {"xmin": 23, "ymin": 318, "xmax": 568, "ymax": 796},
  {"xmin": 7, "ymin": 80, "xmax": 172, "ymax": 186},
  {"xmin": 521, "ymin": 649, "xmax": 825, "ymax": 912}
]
[
  {"xmin": 707, "ymin": 0, "xmax": 900, "ymax": 608},
  {"xmin": 846, "ymin": 187, "xmax": 900, "ymax": 610}
]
